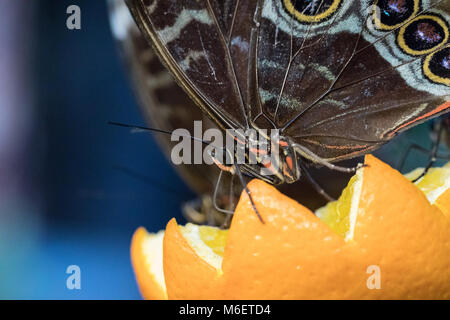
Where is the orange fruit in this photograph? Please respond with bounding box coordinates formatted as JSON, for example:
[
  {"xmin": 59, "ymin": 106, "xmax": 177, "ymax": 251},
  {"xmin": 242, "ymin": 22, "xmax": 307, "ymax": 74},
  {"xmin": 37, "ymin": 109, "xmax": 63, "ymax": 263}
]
[
  {"xmin": 435, "ymin": 189, "xmax": 450, "ymax": 218},
  {"xmin": 348, "ymin": 156, "xmax": 450, "ymax": 299},
  {"xmin": 404, "ymin": 162, "xmax": 450, "ymax": 217},
  {"xmin": 130, "ymin": 227, "xmax": 167, "ymax": 300},
  {"xmin": 131, "ymin": 155, "xmax": 450, "ymax": 299}
]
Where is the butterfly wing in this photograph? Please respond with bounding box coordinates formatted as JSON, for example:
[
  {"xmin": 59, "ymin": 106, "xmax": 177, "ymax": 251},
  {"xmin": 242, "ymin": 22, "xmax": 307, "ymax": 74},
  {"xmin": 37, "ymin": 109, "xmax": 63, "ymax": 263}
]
[
  {"xmin": 125, "ymin": 0, "xmax": 260, "ymax": 131},
  {"xmin": 255, "ymin": 0, "xmax": 450, "ymax": 161},
  {"xmin": 127, "ymin": 0, "xmax": 450, "ymax": 162},
  {"xmin": 109, "ymin": 0, "xmax": 244, "ymax": 226},
  {"xmin": 109, "ymin": 0, "xmax": 222, "ymax": 196}
]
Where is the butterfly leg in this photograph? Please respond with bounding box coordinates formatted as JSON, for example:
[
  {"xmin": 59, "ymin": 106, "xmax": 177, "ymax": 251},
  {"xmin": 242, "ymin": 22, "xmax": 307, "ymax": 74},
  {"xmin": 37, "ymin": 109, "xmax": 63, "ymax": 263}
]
[
  {"xmin": 234, "ymin": 164, "xmax": 265, "ymax": 224},
  {"xmin": 397, "ymin": 144, "xmax": 430, "ymax": 172},
  {"xmin": 182, "ymin": 196, "xmax": 231, "ymax": 227},
  {"xmin": 182, "ymin": 198, "xmax": 205, "ymax": 224},
  {"xmin": 398, "ymin": 118, "xmax": 450, "ymax": 181},
  {"xmin": 210, "ymin": 148, "xmax": 265, "ymax": 223},
  {"xmin": 410, "ymin": 120, "xmax": 444, "ymax": 182},
  {"xmin": 219, "ymin": 174, "xmax": 236, "ymax": 229},
  {"xmin": 212, "ymin": 163, "xmax": 265, "ymax": 224},
  {"xmin": 293, "ymin": 144, "xmax": 364, "ymax": 173},
  {"xmin": 299, "ymin": 162, "xmax": 335, "ymax": 202},
  {"xmin": 398, "ymin": 143, "xmax": 450, "ymax": 172},
  {"xmin": 212, "ymin": 170, "xmax": 235, "ymax": 215}
]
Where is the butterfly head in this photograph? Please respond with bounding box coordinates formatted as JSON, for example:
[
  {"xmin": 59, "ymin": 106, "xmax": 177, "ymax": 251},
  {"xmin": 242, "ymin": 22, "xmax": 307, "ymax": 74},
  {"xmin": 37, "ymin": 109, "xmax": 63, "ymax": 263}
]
[
  {"xmin": 275, "ymin": 136, "xmax": 301, "ymax": 184},
  {"xmin": 250, "ymin": 133, "xmax": 300, "ymax": 185}
]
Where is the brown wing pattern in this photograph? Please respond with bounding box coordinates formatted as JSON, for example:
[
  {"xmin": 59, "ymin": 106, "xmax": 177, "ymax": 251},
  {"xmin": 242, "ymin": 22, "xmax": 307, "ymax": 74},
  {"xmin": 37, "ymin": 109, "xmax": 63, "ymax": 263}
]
[
  {"xmin": 126, "ymin": 0, "xmax": 255, "ymax": 130},
  {"xmin": 127, "ymin": 0, "xmax": 450, "ymax": 162},
  {"xmin": 256, "ymin": 0, "xmax": 449, "ymax": 160}
]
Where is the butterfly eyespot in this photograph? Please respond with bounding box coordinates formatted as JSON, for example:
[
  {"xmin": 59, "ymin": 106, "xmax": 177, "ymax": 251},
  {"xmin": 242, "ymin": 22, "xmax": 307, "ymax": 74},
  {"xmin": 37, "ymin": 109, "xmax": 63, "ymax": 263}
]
[
  {"xmin": 371, "ymin": 0, "xmax": 420, "ymax": 31},
  {"xmin": 423, "ymin": 44, "xmax": 450, "ymax": 86},
  {"xmin": 397, "ymin": 14, "xmax": 449, "ymax": 56},
  {"xmin": 281, "ymin": 0, "xmax": 342, "ymax": 24}
]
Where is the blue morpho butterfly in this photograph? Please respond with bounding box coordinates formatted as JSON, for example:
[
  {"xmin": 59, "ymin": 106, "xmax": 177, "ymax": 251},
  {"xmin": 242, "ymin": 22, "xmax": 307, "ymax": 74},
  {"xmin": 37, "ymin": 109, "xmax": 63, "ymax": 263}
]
[{"xmin": 110, "ymin": 0, "xmax": 450, "ymax": 223}]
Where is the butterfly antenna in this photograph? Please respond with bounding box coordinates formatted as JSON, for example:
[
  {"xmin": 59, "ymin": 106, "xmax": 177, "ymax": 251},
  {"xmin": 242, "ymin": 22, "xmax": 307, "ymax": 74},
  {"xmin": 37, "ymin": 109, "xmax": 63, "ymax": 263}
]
[
  {"xmin": 112, "ymin": 165, "xmax": 184, "ymax": 199},
  {"xmin": 299, "ymin": 162, "xmax": 335, "ymax": 202},
  {"xmin": 108, "ymin": 121, "xmax": 211, "ymax": 145}
]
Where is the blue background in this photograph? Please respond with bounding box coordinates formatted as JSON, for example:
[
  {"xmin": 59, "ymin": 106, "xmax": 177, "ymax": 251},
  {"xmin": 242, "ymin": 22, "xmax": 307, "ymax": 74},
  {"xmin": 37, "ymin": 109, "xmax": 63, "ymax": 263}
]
[
  {"xmin": 0, "ymin": 0, "xmax": 445, "ymax": 300},
  {"xmin": 0, "ymin": 0, "xmax": 192, "ymax": 299}
]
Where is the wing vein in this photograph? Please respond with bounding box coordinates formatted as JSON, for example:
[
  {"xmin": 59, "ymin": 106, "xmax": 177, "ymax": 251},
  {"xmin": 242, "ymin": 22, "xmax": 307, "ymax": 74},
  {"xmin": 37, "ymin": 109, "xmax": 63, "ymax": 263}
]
[{"xmin": 205, "ymin": 0, "xmax": 249, "ymax": 128}]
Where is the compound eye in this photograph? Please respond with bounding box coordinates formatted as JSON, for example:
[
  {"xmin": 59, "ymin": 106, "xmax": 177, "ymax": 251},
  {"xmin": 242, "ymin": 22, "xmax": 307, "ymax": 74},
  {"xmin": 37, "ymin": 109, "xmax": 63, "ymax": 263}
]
[
  {"xmin": 397, "ymin": 14, "xmax": 449, "ymax": 56},
  {"xmin": 282, "ymin": 0, "xmax": 341, "ymax": 24},
  {"xmin": 372, "ymin": 0, "xmax": 420, "ymax": 31},
  {"xmin": 423, "ymin": 44, "xmax": 450, "ymax": 86}
]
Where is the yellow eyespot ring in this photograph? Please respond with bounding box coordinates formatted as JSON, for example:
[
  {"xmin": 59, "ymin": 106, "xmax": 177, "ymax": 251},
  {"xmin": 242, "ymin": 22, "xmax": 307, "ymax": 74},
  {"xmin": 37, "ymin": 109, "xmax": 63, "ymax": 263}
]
[
  {"xmin": 397, "ymin": 14, "xmax": 448, "ymax": 56},
  {"xmin": 423, "ymin": 44, "xmax": 450, "ymax": 86},
  {"xmin": 371, "ymin": 0, "xmax": 420, "ymax": 31},
  {"xmin": 282, "ymin": 0, "xmax": 341, "ymax": 24}
]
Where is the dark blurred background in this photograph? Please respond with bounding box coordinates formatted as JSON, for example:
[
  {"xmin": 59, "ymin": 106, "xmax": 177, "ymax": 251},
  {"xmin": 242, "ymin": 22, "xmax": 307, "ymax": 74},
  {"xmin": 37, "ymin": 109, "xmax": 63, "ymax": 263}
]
[
  {"xmin": 0, "ymin": 0, "xmax": 444, "ymax": 299},
  {"xmin": 0, "ymin": 0, "xmax": 192, "ymax": 299}
]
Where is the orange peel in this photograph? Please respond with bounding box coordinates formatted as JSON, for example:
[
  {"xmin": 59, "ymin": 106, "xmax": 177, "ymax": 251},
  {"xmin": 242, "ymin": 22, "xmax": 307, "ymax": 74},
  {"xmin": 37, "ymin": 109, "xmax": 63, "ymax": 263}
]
[{"xmin": 131, "ymin": 155, "xmax": 450, "ymax": 299}]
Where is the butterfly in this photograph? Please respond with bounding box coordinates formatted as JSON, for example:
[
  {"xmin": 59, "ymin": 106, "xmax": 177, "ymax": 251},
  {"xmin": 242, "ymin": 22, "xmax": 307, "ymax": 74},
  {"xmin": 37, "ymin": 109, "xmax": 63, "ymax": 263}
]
[
  {"xmin": 108, "ymin": 0, "xmax": 238, "ymax": 225},
  {"xmin": 109, "ymin": 0, "xmax": 357, "ymax": 227},
  {"xmin": 122, "ymin": 0, "xmax": 450, "ymax": 220}
]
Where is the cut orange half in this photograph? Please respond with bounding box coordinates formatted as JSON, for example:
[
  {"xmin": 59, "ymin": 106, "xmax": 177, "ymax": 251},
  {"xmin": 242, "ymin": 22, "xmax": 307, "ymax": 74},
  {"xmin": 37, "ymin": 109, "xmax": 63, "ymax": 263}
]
[{"xmin": 131, "ymin": 155, "xmax": 450, "ymax": 299}]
